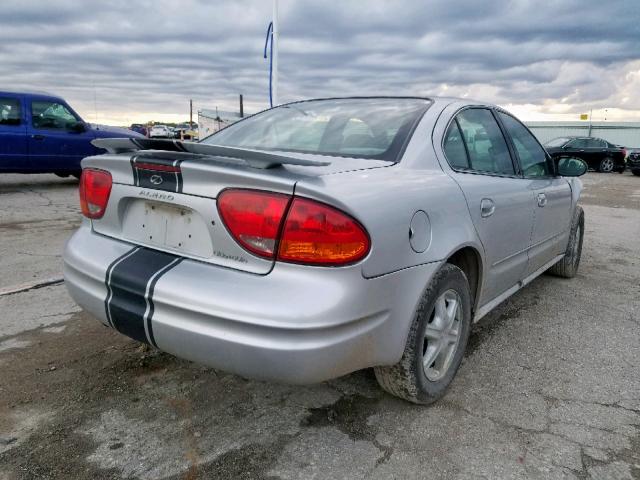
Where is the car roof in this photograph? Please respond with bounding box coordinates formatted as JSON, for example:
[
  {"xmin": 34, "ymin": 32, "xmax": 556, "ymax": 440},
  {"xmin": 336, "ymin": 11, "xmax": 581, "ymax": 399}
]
[{"xmin": 0, "ymin": 89, "xmax": 64, "ymax": 100}]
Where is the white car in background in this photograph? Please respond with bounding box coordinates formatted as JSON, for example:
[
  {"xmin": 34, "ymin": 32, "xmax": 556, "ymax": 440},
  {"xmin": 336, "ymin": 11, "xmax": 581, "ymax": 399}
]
[{"xmin": 149, "ymin": 125, "xmax": 172, "ymax": 138}]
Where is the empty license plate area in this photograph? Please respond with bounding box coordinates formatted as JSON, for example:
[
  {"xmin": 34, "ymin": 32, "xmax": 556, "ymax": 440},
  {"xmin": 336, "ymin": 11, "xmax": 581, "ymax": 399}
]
[{"xmin": 121, "ymin": 200, "xmax": 213, "ymax": 258}]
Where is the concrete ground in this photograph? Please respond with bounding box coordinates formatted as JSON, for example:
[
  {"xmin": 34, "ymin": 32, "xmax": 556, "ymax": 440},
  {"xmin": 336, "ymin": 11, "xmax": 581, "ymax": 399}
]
[{"xmin": 0, "ymin": 171, "xmax": 639, "ymax": 480}]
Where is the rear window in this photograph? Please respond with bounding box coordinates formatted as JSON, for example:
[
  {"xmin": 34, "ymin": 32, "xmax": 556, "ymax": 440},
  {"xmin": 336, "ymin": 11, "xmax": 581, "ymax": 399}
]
[{"xmin": 203, "ymin": 98, "xmax": 431, "ymax": 162}]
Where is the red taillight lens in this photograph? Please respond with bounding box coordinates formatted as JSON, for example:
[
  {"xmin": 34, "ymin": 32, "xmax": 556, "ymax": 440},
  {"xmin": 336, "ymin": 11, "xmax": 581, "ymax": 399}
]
[
  {"xmin": 278, "ymin": 198, "xmax": 370, "ymax": 265},
  {"xmin": 217, "ymin": 189, "xmax": 291, "ymax": 258},
  {"xmin": 79, "ymin": 168, "xmax": 112, "ymax": 219},
  {"xmin": 218, "ymin": 189, "xmax": 370, "ymax": 266}
]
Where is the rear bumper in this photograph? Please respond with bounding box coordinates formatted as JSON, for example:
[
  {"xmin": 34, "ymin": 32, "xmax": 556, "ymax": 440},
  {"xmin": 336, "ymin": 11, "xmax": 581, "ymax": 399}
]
[{"xmin": 64, "ymin": 225, "xmax": 441, "ymax": 384}]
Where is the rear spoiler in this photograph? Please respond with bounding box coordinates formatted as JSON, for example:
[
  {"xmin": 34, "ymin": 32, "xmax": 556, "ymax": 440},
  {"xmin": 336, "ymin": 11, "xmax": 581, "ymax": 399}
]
[{"xmin": 91, "ymin": 138, "xmax": 331, "ymax": 169}]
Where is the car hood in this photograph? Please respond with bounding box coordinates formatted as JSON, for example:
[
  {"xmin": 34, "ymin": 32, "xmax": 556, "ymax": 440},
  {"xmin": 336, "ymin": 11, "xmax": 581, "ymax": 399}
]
[{"xmin": 90, "ymin": 124, "xmax": 144, "ymax": 138}]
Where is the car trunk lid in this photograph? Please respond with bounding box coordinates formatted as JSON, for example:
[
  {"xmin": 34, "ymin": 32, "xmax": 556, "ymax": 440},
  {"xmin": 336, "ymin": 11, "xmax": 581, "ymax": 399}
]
[{"xmin": 84, "ymin": 140, "xmax": 391, "ymax": 274}]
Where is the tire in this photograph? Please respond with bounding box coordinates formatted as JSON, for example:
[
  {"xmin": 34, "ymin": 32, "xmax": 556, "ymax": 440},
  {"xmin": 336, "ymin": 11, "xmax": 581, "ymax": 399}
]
[
  {"xmin": 598, "ymin": 157, "xmax": 615, "ymax": 173},
  {"xmin": 632, "ymin": 170, "xmax": 640, "ymax": 177},
  {"xmin": 547, "ymin": 205, "xmax": 584, "ymax": 278},
  {"xmin": 374, "ymin": 263, "xmax": 472, "ymax": 404}
]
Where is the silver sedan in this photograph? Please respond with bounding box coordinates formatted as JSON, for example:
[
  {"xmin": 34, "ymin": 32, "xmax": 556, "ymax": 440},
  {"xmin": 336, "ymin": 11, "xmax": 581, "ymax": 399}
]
[{"xmin": 63, "ymin": 97, "xmax": 587, "ymax": 404}]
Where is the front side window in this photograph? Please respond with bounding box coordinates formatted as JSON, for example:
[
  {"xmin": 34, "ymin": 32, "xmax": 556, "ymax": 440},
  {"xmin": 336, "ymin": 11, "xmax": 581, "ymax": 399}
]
[
  {"xmin": 454, "ymin": 108, "xmax": 515, "ymax": 175},
  {"xmin": 204, "ymin": 98, "xmax": 431, "ymax": 162},
  {"xmin": 497, "ymin": 112, "xmax": 551, "ymax": 177},
  {"xmin": 0, "ymin": 97, "xmax": 21, "ymax": 126},
  {"xmin": 31, "ymin": 101, "xmax": 79, "ymax": 130}
]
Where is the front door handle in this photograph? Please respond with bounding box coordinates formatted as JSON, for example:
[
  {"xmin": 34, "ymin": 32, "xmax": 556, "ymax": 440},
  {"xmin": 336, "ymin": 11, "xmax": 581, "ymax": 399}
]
[
  {"xmin": 480, "ymin": 198, "xmax": 495, "ymax": 218},
  {"xmin": 537, "ymin": 193, "xmax": 547, "ymax": 207},
  {"xmin": 31, "ymin": 134, "xmax": 45, "ymax": 140}
]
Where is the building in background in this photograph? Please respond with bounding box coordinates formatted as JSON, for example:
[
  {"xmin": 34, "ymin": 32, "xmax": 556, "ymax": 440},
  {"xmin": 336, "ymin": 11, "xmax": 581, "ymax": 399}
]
[
  {"xmin": 198, "ymin": 109, "xmax": 245, "ymax": 141},
  {"xmin": 526, "ymin": 122, "xmax": 640, "ymax": 148}
]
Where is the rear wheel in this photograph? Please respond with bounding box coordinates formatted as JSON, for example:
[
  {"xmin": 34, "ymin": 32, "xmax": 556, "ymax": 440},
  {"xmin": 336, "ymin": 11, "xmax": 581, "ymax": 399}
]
[
  {"xmin": 374, "ymin": 264, "xmax": 472, "ymax": 404},
  {"xmin": 599, "ymin": 157, "xmax": 615, "ymax": 173},
  {"xmin": 548, "ymin": 205, "xmax": 584, "ymax": 278}
]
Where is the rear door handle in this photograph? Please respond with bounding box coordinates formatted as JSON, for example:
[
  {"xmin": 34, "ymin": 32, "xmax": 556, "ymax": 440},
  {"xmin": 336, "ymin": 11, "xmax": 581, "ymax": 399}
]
[
  {"xmin": 480, "ymin": 198, "xmax": 495, "ymax": 218},
  {"xmin": 537, "ymin": 193, "xmax": 547, "ymax": 207},
  {"xmin": 31, "ymin": 134, "xmax": 45, "ymax": 140}
]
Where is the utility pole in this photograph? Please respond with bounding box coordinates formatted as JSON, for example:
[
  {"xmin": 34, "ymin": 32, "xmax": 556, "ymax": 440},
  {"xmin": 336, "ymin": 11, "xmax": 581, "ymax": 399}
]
[
  {"xmin": 239, "ymin": 94, "xmax": 244, "ymax": 118},
  {"xmin": 588, "ymin": 109, "xmax": 593, "ymax": 137},
  {"xmin": 189, "ymin": 99, "xmax": 193, "ymax": 129},
  {"xmin": 272, "ymin": 0, "xmax": 279, "ymax": 106}
]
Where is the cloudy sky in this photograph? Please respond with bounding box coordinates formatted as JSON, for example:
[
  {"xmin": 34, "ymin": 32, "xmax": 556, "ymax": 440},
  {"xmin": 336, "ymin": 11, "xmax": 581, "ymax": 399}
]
[{"xmin": 3, "ymin": 0, "xmax": 639, "ymax": 125}]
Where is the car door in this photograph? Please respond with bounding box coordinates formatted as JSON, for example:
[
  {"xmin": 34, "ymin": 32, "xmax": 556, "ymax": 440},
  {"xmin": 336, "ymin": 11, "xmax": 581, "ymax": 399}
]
[
  {"xmin": 0, "ymin": 95, "xmax": 28, "ymax": 171},
  {"xmin": 442, "ymin": 108, "xmax": 535, "ymax": 304},
  {"xmin": 496, "ymin": 111, "xmax": 572, "ymax": 276},
  {"xmin": 27, "ymin": 97, "xmax": 95, "ymax": 172}
]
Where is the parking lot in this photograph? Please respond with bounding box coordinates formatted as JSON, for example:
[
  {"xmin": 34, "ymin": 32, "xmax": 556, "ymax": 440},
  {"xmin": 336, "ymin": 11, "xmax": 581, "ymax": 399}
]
[{"xmin": 0, "ymin": 172, "xmax": 639, "ymax": 479}]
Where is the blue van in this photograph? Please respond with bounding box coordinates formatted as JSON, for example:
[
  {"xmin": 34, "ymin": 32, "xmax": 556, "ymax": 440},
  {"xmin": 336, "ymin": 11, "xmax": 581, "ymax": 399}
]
[{"xmin": 0, "ymin": 90, "xmax": 143, "ymax": 178}]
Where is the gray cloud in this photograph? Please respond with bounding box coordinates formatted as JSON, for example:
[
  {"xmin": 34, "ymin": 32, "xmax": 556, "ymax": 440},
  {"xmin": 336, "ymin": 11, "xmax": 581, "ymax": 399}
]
[{"xmin": 2, "ymin": 0, "xmax": 639, "ymax": 123}]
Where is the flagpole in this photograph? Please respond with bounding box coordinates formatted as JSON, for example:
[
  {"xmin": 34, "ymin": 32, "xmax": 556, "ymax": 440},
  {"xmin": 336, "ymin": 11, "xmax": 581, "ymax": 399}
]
[{"xmin": 272, "ymin": 0, "xmax": 279, "ymax": 106}]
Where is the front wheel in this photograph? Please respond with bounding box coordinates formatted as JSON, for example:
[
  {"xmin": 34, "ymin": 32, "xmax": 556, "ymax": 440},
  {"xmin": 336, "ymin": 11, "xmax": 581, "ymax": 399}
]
[
  {"xmin": 599, "ymin": 157, "xmax": 615, "ymax": 173},
  {"xmin": 374, "ymin": 264, "xmax": 472, "ymax": 404}
]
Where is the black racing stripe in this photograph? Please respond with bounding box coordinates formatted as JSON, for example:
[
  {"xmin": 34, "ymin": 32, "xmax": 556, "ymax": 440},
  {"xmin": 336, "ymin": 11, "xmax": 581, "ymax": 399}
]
[
  {"xmin": 131, "ymin": 156, "xmax": 183, "ymax": 193},
  {"xmin": 145, "ymin": 257, "xmax": 183, "ymax": 347},
  {"xmin": 137, "ymin": 169, "xmax": 178, "ymax": 192},
  {"xmin": 104, "ymin": 247, "xmax": 141, "ymax": 328},
  {"xmin": 106, "ymin": 248, "xmax": 181, "ymax": 344},
  {"xmin": 175, "ymin": 159, "xmax": 184, "ymax": 193},
  {"xmin": 130, "ymin": 156, "xmax": 140, "ymax": 186},
  {"xmin": 134, "ymin": 156, "xmax": 181, "ymax": 167}
]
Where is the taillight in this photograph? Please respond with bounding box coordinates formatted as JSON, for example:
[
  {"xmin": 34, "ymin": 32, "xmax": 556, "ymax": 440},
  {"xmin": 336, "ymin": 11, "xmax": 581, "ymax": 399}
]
[
  {"xmin": 79, "ymin": 168, "xmax": 112, "ymax": 219},
  {"xmin": 217, "ymin": 189, "xmax": 370, "ymax": 266},
  {"xmin": 217, "ymin": 189, "xmax": 291, "ymax": 258},
  {"xmin": 278, "ymin": 198, "xmax": 369, "ymax": 265}
]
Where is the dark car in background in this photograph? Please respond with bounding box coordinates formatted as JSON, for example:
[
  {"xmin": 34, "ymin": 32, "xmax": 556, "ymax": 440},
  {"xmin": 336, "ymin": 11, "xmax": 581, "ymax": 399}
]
[
  {"xmin": 129, "ymin": 123, "xmax": 148, "ymax": 136},
  {"xmin": 627, "ymin": 149, "xmax": 640, "ymax": 176},
  {"xmin": 544, "ymin": 136, "xmax": 626, "ymax": 173},
  {"xmin": 0, "ymin": 90, "xmax": 143, "ymax": 177}
]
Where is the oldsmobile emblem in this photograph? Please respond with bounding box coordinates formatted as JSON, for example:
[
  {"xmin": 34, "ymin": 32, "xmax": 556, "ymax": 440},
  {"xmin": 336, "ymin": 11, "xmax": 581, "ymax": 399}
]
[{"xmin": 150, "ymin": 174, "xmax": 163, "ymax": 185}]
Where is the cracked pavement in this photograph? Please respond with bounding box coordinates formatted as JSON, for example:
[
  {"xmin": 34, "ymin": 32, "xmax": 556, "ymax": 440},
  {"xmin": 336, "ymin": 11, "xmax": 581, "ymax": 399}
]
[{"xmin": 0, "ymin": 172, "xmax": 639, "ymax": 479}]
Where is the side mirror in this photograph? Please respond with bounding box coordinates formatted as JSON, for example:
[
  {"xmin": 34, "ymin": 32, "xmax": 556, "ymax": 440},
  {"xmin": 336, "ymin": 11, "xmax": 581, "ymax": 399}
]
[
  {"xmin": 69, "ymin": 121, "xmax": 87, "ymax": 133},
  {"xmin": 557, "ymin": 157, "xmax": 588, "ymax": 177}
]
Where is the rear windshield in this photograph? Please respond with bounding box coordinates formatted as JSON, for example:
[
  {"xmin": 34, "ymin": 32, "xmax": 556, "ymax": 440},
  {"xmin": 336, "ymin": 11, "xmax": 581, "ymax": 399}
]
[
  {"xmin": 545, "ymin": 137, "xmax": 570, "ymax": 147},
  {"xmin": 202, "ymin": 98, "xmax": 431, "ymax": 162}
]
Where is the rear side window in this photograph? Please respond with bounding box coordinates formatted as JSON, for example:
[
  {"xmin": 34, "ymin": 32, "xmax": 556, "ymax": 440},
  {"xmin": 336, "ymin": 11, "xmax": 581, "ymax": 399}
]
[
  {"xmin": 497, "ymin": 112, "xmax": 551, "ymax": 177},
  {"xmin": 451, "ymin": 108, "xmax": 515, "ymax": 175},
  {"xmin": 0, "ymin": 97, "xmax": 21, "ymax": 126},
  {"xmin": 586, "ymin": 138, "xmax": 605, "ymax": 148},
  {"xmin": 567, "ymin": 138, "xmax": 587, "ymax": 148},
  {"xmin": 443, "ymin": 121, "xmax": 469, "ymax": 169}
]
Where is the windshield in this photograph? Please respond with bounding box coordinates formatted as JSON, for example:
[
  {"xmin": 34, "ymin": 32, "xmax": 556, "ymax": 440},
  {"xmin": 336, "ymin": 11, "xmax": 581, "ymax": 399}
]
[
  {"xmin": 545, "ymin": 137, "xmax": 570, "ymax": 147},
  {"xmin": 203, "ymin": 98, "xmax": 431, "ymax": 162}
]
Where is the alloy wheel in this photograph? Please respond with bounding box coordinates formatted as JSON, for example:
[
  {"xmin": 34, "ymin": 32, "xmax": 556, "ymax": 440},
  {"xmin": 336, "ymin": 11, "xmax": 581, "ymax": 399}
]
[
  {"xmin": 601, "ymin": 158, "xmax": 614, "ymax": 172},
  {"xmin": 423, "ymin": 289, "xmax": 463, "ymax": 382}
]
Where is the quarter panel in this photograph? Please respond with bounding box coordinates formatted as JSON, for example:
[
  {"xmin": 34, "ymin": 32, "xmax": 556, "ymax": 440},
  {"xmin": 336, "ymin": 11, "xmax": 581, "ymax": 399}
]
[{"xmin": 294, "ymin": 166, "xmax": 482, "ymax": 279}]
